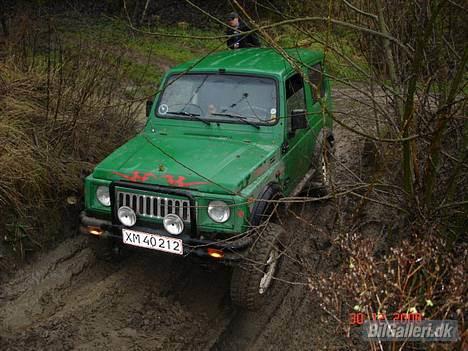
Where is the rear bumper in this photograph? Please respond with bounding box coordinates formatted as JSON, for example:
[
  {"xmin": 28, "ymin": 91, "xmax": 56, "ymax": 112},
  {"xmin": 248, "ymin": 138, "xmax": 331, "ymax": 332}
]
[{"xmin": 80, "ymin": 211, "xmax": 252, "ymax": 262}]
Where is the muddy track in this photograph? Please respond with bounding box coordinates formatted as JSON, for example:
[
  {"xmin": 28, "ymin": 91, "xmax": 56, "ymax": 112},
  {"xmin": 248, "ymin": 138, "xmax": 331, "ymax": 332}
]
[
  {"xmin": 0, "ymin": 87, "xmax": 361, "ymax": 350},
  {"xmin": 0, "ymin": 202, "xmax": 338, "ymax": 351},
  {"xmin": 0, "ymin": 238, "xmax": 233, "ymax": 350}
]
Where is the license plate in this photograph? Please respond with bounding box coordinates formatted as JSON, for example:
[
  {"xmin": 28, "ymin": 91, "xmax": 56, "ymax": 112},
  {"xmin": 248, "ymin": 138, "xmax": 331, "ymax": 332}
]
[{"xmin": 122, "ymin": 229, "xmax": 183, "ymax": 255}]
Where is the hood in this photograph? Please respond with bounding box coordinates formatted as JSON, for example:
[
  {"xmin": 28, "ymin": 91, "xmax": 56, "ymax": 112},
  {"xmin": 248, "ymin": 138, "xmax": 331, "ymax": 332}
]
[{"xmin": 93, "ymin": 132, "xmax": 278, "ymax": 194}]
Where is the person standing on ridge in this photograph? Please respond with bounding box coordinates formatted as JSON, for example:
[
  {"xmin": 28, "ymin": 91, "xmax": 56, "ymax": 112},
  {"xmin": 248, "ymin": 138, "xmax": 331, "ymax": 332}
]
[{"xmin": 225, "ymin": 12, "xmax": 260, "ymax": 49}]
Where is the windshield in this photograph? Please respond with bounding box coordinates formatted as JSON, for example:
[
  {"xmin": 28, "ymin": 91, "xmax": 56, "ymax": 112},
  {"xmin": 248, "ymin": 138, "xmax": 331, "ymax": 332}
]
[{"xmin": 156, "ymin": 74, "xmax": 278, "ymax": 124}]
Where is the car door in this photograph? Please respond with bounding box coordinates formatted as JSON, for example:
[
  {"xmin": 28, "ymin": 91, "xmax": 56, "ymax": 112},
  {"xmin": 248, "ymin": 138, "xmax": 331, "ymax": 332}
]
[{"xmin": 282, "ymin": 72, "xmax": 313, "ymax": 194}]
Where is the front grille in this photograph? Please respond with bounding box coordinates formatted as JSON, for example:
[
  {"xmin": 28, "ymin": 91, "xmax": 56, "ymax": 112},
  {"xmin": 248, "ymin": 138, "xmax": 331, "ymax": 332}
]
[{"xmin": 116, "ymin": 191, "xmax": 191, "ymax": 222}]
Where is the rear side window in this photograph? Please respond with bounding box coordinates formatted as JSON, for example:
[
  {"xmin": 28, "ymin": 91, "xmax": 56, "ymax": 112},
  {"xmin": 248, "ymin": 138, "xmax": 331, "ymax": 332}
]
[
  {"xmin": 285, "ymin": 73, "xmax": 306, "ymax": 133},
  {"xmin": 286, "ymin": 73, "xmax": 306, "ymax": 115},
  {"xmin": 308, "ymin": 64, "xmax": 326, "ymax": 101}
]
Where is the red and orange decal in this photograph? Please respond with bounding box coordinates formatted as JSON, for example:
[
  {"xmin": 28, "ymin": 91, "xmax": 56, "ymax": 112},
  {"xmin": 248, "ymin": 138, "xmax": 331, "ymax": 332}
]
[
  {"xmin": 112, "ymin": 171, "xmax": 208, "ymax": 188},
  {"xmin": 113, "ymin": 171, "xmax": 157, "ymax": 182}
]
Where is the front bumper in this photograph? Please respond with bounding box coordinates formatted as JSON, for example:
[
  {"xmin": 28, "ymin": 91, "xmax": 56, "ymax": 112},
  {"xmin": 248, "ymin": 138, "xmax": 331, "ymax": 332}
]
[{"xmin": 80, "ymin": 211, "xmax": 252, "ymax": 262}]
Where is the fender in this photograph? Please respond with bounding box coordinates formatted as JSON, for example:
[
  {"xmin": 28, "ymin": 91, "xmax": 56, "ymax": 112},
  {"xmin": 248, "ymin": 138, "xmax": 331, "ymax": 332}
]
[{"xmin": 249, "ymin": 182, "xmax": 283, "ymax": 227}]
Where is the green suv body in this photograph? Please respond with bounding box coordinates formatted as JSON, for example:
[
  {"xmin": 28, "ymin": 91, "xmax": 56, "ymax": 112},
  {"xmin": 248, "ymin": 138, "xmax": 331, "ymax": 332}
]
[{"xmin": 81, "ymin": 48, "xmax": 333, "ymax": 309}]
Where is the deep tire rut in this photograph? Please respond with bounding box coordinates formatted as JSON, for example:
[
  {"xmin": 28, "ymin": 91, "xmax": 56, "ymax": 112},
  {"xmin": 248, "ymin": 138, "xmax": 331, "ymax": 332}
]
[{"xmin": 0, "ymin": 209, "xmax": 333, "ymax": 351}]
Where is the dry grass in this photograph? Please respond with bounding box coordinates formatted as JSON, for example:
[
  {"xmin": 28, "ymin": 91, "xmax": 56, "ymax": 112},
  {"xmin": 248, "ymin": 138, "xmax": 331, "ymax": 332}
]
[{"xmin": 0, "ymin": 25, "xmax": 141, "ymax": 258}]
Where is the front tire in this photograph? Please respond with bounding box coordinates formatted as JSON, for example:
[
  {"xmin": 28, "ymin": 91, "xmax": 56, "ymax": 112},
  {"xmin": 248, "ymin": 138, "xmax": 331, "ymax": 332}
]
[{"xmin": 230, "ymin": 223, "xmax": 285, "ymax": 310}]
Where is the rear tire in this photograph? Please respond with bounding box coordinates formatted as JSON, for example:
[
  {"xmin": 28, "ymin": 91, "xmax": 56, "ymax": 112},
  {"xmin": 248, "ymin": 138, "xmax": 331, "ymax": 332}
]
[
  {"xmin": 312, "ymin": 132, "xmax": 335, "ymax": 195},
  {"xmin": 230, "ymin": 223, "xmax": 285, "ymax": 310}
]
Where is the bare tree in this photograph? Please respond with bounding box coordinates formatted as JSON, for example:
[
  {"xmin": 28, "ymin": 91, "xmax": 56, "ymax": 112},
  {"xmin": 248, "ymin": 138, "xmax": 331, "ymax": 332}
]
[{"xmin": 0, "ymin": 0, "xmax": 9, "ymax": 37}]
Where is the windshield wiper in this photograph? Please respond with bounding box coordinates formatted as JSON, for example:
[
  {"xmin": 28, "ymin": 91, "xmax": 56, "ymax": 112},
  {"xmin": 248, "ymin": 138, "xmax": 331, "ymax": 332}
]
[
  {"xmin": 211, "ymin": 112, "xmax": 260, "ymax": 129},
  {"xmin": 166, "ymin": 111, "xmax": 211, "ymax": 125}
]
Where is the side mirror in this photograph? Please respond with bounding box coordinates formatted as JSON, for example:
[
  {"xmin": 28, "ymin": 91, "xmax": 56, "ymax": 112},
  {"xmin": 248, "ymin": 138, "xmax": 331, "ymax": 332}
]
[
  {"xmin": 291, "ymin": 109, "xmax": 308, "ymax": 131},
  {"xmin": 146, "ymin": 100, "xmax": 153, "ymax": 117}
]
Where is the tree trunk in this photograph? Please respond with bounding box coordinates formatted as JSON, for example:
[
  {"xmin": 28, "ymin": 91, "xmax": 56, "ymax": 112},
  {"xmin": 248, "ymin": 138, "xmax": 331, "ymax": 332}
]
[
  {"xmin": 0, "ymin": 17, "xmax": 8, "ymax": 36},
  {"xmin": 132, "ymin": 0, "xmax": 142, "ymax": 26},
  {"xmin": 140, "ymin": 0, "xmax": 152, "ymax": 26},
  {"xmin": 0, "ymin": 0, "xmax": 8, "ymax": 37}
]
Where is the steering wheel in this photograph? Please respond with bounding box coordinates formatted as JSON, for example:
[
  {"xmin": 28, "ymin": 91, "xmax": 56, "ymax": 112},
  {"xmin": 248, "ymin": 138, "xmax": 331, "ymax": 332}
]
[
  {"xmin": 168, "ymin": 103, "xmax": 205, "ymax": 115},
  {"xmin": 236, "ymin": 105, "xmax": 269, "ymax": 121}
]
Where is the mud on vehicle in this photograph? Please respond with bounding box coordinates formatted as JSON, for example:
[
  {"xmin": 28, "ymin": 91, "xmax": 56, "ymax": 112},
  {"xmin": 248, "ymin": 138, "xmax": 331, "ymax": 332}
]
[{"xmin": 80, "ymin": 48, "xmax": 334, "ymax": 310}]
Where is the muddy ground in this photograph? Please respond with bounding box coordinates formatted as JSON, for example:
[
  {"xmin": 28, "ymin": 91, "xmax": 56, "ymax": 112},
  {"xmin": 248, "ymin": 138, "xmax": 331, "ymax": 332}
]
[{"xmin": 0, "ymin": 87, "xmax": 365, "ymax": 350}]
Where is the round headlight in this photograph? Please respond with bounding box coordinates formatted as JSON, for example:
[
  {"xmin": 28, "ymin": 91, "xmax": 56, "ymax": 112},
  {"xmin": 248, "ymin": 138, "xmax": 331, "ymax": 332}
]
[
  {"xmin": 208, "ymin": 201, "xmax": 230, "ymax": 223},
  {"xmin": 96, "ymin": 186, "xmax": 110, "ymax": 207},
  {"xmin": 163, "ymin": 214, "xmax": 184, "ymax": 235},
  {"xmin": 117, "ymin": 206, "xmax": 137, "ymax": 227}
]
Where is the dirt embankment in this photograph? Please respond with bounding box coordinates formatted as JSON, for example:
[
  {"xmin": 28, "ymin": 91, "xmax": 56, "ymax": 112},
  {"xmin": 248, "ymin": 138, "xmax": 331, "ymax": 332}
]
[{"xmin": 0, "ymin": 87, "xmax": 363, "ymax": 350}]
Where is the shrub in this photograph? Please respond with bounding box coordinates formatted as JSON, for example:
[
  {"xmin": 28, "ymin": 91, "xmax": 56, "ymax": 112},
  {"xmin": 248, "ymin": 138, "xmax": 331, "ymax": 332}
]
[{"xmin": 0, "ymin": 22, "xmax": 140, "ymax": 258}]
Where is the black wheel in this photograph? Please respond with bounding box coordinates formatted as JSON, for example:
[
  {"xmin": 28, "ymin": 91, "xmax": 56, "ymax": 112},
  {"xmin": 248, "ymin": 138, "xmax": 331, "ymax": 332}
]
[
  {"xmin": 230, "ymin": 223, "xmax": 285, "ymax": 310},
  {"xmin": 312, "ymin": 132, "xmax": 335, "ymax": 195},
  {"xmin": 88, "ymin": 237, "xmax": 129, "ymax": 262}
]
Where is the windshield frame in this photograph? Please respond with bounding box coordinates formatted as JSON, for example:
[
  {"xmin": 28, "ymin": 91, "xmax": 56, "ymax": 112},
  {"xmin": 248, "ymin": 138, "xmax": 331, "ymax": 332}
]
[{"xmin": 154, "ymin": 72, "xmax": 280, "ymax": 127}]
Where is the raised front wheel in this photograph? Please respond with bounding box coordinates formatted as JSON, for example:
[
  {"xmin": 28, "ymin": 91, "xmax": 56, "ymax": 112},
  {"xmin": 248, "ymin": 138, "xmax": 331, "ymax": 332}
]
[{"xmin": 230, "ymin": 223, "xmax": 285, "ymax": 310}]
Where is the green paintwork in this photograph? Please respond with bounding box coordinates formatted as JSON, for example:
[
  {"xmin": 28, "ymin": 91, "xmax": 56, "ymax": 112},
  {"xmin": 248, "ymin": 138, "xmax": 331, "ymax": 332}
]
[
  {"xmin": 92, "ymin": 132, "xmax": 278, "ymax": 194},
  {"xmin": 84, "ymin": 48, "xmax": 332, "ymax": 234},
  {"xmin": 172, "ymin": 48, "xmax": 324, "ymax": 79}
]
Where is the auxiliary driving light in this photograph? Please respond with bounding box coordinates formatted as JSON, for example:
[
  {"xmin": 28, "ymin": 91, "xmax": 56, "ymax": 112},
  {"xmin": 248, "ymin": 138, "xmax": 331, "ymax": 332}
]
[
  {"xmin": 207, "ymin": 248, "xmax": 224, "ymax": 259},
  {"xmin": 117, "ymin": 206, "xmax": 137, "ymax": 227},
  {"xmin": 163, "ymin": 214, "xmax": 184, "ymax": 235},
  {"xmin": 88, "ymin": 226, "xmax": 103, "ymax": 236}
]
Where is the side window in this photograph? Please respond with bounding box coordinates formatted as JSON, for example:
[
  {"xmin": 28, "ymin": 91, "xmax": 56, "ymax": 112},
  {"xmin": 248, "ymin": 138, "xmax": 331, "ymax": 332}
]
[
  {"xmin": 286, "ymin": 73, "xmax": 306, "ymax": 132},
  {"xmin": 309, "ymin": 64, "xmax": 326, "ymax": 101}
]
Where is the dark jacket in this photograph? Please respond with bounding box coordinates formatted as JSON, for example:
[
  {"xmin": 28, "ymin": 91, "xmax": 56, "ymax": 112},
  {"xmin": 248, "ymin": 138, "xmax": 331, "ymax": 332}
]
[{"xmin": 226, "ymin": 20, "xmax": 261, "ymax": 49}]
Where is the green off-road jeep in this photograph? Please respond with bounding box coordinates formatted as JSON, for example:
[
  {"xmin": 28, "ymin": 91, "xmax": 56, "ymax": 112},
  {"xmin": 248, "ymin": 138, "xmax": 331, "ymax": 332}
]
[{"xmin": 80, "ymin": 48, "xmax": 334, "ymax": 310}]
